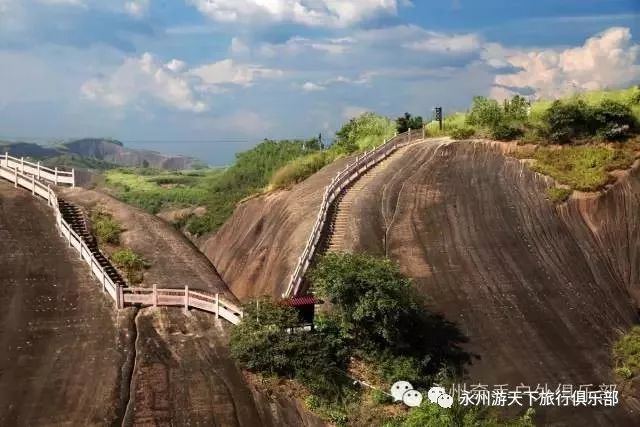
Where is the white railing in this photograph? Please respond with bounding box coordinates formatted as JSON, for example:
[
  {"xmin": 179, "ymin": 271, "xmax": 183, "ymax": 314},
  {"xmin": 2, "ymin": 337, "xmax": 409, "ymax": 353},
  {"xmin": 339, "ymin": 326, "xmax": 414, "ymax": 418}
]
[
  {"xmin": 0, "ymin": 163, "xmax": 243, "ymax": 324},
  {"xmin": 2, "ymin": 152, "xmax": 75, "ymax": 187},
  {"xmin": 0, "ymin": 163, "xmax": 119, "ymax": 305},
  {"xmin": 121, "ymin": 285, "xmax": 243, "ymax": 325},
  {"xmin": 284, "ymin": 128, "xmax": 425, "ymax": 297}
]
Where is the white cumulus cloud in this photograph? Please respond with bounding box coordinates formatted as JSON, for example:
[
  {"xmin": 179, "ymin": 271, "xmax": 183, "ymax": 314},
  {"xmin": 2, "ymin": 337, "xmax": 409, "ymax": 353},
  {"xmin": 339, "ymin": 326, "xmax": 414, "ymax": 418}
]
[
  {"xmin": 82, "ymin": 53, "xmax": 207, "ymax": 112},
  {"xmin": 81, "ymin": 53, "xmax": 283, "ymax": 112},
  {"xmin": 489, "ymin": 27, "xmax": 640, "ymax": 100},
  {"xmin": 187, "ymin": 0, "xmax": 401, "ymax": 27}
]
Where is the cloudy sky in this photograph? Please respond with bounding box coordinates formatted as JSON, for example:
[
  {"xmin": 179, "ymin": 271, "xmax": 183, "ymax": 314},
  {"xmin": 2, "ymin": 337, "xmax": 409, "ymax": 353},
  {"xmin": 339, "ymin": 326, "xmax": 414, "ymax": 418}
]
[{"xmin": 0, "ymin": 0, "xmax": 639, "ymax": 164}]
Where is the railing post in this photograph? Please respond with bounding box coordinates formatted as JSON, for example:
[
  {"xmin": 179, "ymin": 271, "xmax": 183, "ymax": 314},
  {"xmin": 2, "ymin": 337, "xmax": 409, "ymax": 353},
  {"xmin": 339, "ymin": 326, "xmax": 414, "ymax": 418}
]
[
  {"xmin": 118, "ymin": 286, "xmax": 124, "ymax": 309},
  {"xmin": 153, "ymin": 284, "xmax": 158, "ymax": 307},
  {"xmin": 215, "ymin": 293, "xmax": 220, "ymax": 318},
  {"xmin": 14, "ymin": 167, "xmax": 17, "ymax": 188},
  {"xmin": 31, "ymin": 174, "xmax": 35, "ymax": 195},
  {"xmin": 3, "ymin": 152, "xmax": 7, "ymax": 166},
  {"xmin": 422, "ymin": 126, "xmax": 426, "ymax": 139},
  {"xmin": 184, "ymin": 285, "xmax": 189, "ymax": 313},
  {"xmin": 54, "ymin": 167, "xmax": 59, "ymax": 186},
  {"xmin": 20, "ymin": 157, "xmax": 24, "ymax": 173},
  {"xmin": 37, "ymin": 161, "xmax": 41, "ymax": 180},
  {"xmin": 71, "ymin": 169, "xmax": 75, "ymax": 187},
  {"xmin": 47, "ymin": 185, "xmax": 51, "ymax": 206}
]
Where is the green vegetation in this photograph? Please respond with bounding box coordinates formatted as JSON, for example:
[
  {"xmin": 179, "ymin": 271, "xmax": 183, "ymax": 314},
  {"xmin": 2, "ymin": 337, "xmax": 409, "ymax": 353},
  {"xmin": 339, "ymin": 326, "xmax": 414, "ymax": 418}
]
[
  {"xmin": 269, "ymin": 112, "xmax": 395, "ymax": 189},
  {"xmin": 231, "ymin": 253, "xmax": 538, "ymax": 425},
  {"xmin": 104, "ymin": 138, "xmax": 319, "ymax": 235},
  {"xmin": 232, "ymin": 253, "xmax": 494, "ymax": 425},
  {"xmin": 529, "ymin": 145, "xmax": 635, "ymax": 192},
  {"xmin": 270, "ymin": 150, "xmax": 340, "ymax": 189},
  {"xmin": 613, "ymin": 326, "xmax": 640, "ymax": 380},
  {"xmin": 334, "ymin": 112, "xmax": 397, "ymax": 153},
  {"xmin": 311, "ymin": 253, "xmax": 471, "ymax": 384},
  {"xmin": 546, "ymin": 187, "xmax": 572, "ymax": 203},
  {"xmin": 385, "ymin": 404, "xmax": 535, "ymax": 427},
  {"xmin": 427, "ymin": 86, "xmax": 640, "ymax": 143},
  {"xmin": 105, "ymin": 168, "xmax": 214, "ymax": 213},
  {"xmin": 110, "ymin": 248, "xmax": 149, "ymax": 284},
  {"xmin": 396, "ymin": 113, "xmax": 424, "ymax": 134},
  {"xmin": 91, "ymin": 210, "xmax": 122, "ymax": 244}
]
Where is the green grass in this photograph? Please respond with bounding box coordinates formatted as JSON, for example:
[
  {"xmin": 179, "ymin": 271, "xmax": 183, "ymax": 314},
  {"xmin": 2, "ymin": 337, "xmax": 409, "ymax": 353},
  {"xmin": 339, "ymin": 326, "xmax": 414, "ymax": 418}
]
[
  {"xmin": 111, "ymin": 248, "xmax": 149, "ymax": 284},
  {"xmin": 613, "ymin": 326, "xmax": 640, "ymax": 380},
  {"xmin": 103, "ymin": 138, "xmax": 319, "ymax": 235},
  {"xmin": 529, "ymin": 145, "xmax": 635, "ymax": 192},
  {"xmin": 530, "ymin": 86, "xmax": 640, "ymax": 126},
  {"xmin": 425, "ymin": 112, "xmax": 468, "ymax": 137},
  {"xmin": 546, "ymin": 187, "xmax": 572, "ymax": 203},
  {"xmin": 104, "ymin": 169, "xmax": 215, "ymax": 213},
  {"xmin": 91, "ymin": 209, "xmax": 123, "ymax": 245},
  {"xmin": 269, "ymin": 151, "xmax": 341, "ymax": 189}
]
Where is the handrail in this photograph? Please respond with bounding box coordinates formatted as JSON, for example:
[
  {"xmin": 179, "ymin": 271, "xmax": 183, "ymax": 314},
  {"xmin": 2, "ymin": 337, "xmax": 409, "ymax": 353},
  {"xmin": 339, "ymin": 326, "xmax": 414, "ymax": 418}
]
[
  {"xmin": 0, "ymin": 163, "xmax": 119, "ymax": 304},
  {"xmin": 1, "ymin": 152, "xmax": 75, "ymax": 187},
  {"xmin": 121, "ymin": 286, "xmax": 243, "ymax": 324},
  {"xmin": 0, "ymin": 162, "xmax": 243, "ymax": 324},
  {"xmin": 284, "ymin": 127, "xmax": 424, "ymax": 297}
]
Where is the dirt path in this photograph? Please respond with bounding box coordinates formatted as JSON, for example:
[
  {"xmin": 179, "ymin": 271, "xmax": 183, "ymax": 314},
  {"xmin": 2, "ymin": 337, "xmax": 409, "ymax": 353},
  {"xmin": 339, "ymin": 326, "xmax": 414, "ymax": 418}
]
[{"xmin": 0, "ymin": 180, "xmax": 128, "ymax": 426}]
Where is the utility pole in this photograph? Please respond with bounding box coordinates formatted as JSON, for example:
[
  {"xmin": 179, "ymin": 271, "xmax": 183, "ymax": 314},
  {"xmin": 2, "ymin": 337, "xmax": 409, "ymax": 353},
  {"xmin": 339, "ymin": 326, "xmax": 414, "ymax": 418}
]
[{"xmin": 319, "ymin": 133, "xmax": 324, "ymax": 151}]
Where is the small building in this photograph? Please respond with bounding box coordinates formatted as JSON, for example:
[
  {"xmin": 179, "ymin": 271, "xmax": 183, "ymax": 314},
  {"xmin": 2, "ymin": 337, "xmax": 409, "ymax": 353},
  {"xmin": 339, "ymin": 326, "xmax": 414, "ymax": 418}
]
[{"xmin": 281, "ymin": 295, "xmax": 323, "ymax": 326}]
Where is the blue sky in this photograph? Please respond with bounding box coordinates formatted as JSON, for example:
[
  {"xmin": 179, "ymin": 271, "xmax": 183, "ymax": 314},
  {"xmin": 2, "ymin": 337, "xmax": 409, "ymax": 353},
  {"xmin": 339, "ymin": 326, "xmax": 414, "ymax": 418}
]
[{"xmin": 0, "ymin": 0, "xmax": 638, "ymax": 164}]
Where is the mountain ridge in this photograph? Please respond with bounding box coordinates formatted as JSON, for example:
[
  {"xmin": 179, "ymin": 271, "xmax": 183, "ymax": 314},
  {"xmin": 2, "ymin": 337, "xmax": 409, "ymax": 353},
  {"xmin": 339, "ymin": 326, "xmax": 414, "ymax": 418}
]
[{"xmin": 0, "ymin": 138, "xmax": 201, "ymax": 170}]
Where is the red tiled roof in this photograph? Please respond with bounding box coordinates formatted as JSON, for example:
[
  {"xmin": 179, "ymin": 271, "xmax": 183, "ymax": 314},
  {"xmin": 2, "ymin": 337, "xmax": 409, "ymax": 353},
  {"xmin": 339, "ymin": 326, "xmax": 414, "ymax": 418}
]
[{"xmin": 282, "ymin": 296, "xmax": 323, "ymax": 307}]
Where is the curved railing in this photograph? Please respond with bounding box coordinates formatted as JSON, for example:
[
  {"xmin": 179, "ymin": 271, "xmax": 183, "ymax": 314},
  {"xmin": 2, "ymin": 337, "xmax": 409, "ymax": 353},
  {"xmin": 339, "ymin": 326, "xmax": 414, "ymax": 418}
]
[
  {"xmin": 2, "ymin": 152, "xmax": 75, "ymax": 186},
  {"xmin": 284, "ymin": 128, "xmax": 425, "ymax": 297},
  {"xmin": 0, "ymin": 163, "xmax": 243, "ymax": 325}
]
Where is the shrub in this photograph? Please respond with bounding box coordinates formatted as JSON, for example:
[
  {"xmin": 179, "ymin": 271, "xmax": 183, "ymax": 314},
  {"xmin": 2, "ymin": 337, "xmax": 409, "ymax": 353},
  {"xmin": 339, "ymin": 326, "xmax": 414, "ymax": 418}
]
[
  {"xmin": 490, "ymin": 123, "xmax": 523, "ymax": 141},
  {"xmin": 466, "ymin": 96, "xmax": 504, "ymax": 129},
  {"xmin": 546, "ymin": 187, "xmax": 572, "ymax": 203},
  {"xmin": 531, "ymin": 146, "xmax": 635, "ymax": 191},
  {"xmin": 613, "ymin": 326, "xmax": 640, "ymax": 379},
  {"xmin": 335, "ymin": 112, "xmax": 396, "ymax": 153},
  {"xmin": 450, "ymin": 127, "xmax": 475, "ymax": 140},
  {"xmin": 396, "ymin": 113, "xmax": 424, "ymax": 133},
  {"xmin": 591, "ymin": 100, "xmax": 637, "ymax": 140},
  {"xmin": 311, "ymin": 253, "xmax": 472, "ymax": 381},
  {"xmin": 270, "ymin": 151, "xmax": 337, "ymax": 189},
  {"xmin": 110, "ymin": 248, "xmax": 149, "ymax": 284},
  {"xmin": 504, "ymin": 95, "xmax": 530, "ymax": 122},
  {"xmin": 230, "ymin": 297, "xmax": 350, "ymax": 400},
  {"xmin": 543, "ymin": 100, "xmax": 592, "ymax": 143},
  {"xmin": 91, "ymin": 210, "xmax": 122, "ymax": 245}
]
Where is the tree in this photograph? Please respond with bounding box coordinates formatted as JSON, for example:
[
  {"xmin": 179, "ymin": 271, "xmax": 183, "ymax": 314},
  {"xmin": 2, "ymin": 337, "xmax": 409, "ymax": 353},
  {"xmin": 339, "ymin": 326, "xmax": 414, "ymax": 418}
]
[
  {"xmin": 504, "ymin": 95, "xmax": 529, "ymax": 122},
  {"xmin": 466, "ymin": 96, "xmax": 504, "ymax": 128},
  {"xmin": 543, "ymin": 100, "xmax": 592, "ymax": 143},
  {"xmin": 396, "ymin": 112, "xmax": 424, "ymax": 133},
  {"xmin": 311, "ymin": 253, "xmax": 472, "ymax": 381},
  {"xmin": 229, "ymin": 297, "xmax": 350, "ymax": 398},
  {"xmin": 335, "ymin": 112, "xmax": 396, "ymax": 153}
]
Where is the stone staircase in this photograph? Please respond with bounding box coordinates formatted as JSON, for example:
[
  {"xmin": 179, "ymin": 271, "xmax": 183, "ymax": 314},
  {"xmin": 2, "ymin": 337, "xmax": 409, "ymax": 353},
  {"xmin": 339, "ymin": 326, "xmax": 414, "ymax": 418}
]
[
  {"xmin": 326, "ymin": 145, "xmax": 410, "ymax": 252},
  {"xmin": 57, "ymin": 200, "xmax": 126, "ymax": 288}
]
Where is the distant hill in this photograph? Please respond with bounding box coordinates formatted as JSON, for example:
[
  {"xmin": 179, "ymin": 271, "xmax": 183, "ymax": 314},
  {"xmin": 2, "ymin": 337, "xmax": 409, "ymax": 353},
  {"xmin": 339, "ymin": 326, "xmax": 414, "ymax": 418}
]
[{"xmin": 0, "ymin": 138, "xmax": 202, "ymax": 170}]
